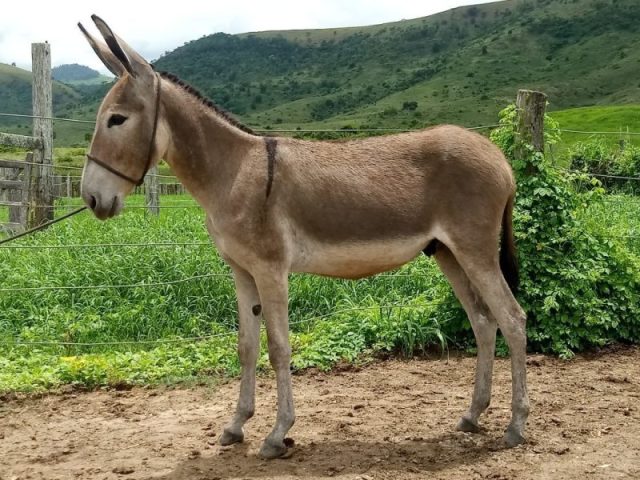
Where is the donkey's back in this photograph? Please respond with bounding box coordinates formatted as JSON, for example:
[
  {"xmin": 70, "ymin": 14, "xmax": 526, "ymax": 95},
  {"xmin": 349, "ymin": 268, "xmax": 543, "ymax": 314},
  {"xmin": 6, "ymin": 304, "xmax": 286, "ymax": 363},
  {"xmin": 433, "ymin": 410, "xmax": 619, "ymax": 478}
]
[{"xmin": 273, "ymin": 125, "xmax": 514, "ymax": 277}]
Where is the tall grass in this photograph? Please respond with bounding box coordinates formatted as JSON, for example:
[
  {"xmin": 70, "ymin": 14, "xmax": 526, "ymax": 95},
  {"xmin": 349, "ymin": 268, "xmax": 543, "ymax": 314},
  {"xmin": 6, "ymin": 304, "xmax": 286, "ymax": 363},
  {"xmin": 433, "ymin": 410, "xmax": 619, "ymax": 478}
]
[
  {"xmin": 0, "ymin": 185, "xmax": 637, "ymax": 392},
  {"xmin": 0, "ymin": 195, "xmax": 454, "ymax": 392}
]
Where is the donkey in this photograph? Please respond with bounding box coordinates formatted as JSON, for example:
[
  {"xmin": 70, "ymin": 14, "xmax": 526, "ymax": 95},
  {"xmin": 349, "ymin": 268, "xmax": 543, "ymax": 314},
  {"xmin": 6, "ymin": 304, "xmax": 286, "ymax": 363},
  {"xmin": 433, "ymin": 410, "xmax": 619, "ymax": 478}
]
[{"xmin": 78, "ymin": 16, "xmax": 529, "ymax": 459}]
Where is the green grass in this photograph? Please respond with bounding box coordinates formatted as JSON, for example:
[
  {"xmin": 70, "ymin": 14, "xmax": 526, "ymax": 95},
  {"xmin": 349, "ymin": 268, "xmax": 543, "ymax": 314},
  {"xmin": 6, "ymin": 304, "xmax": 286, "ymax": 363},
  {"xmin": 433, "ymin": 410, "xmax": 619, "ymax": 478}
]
[
  {"xmin": 0, "ymin": 194, "xmax": 453, "ymax": 392},
  {"xmin": 549, "ymin": 105, "xmax": 640, "ymax": 154},
  {"xmin": 61, "ymin": 75, "xmax": 113, "ymax": 87},
  {"xmin": 153, "ymin": 0, "xmax": 640, "ymax": 134},
  {"xmin": 0, "ymin": 181, "xmax": 638, "ymax": 393},
  {"xmin": 579, "ymin": 192, "xmax": 640, "ymax": 253},
  {"xmin": 3, "ymin": 0, "xmax": 640, "ymax": 147}
]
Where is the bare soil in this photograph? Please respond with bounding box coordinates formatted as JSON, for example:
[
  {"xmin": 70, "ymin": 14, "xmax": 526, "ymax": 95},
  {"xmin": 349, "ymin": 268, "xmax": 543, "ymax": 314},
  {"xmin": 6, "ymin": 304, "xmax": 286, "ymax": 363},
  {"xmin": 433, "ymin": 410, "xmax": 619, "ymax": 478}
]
[{"xmin": 1, "ymin": 347, "xmax": 639, "ymax": 480}]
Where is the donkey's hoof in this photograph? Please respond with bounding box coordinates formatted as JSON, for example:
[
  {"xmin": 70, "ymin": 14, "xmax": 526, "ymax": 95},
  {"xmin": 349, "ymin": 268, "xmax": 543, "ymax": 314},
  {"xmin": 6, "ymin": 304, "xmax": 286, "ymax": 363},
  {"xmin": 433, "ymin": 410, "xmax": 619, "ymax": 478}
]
[
  {"xmin": 219, "ymin": 428, "xmax": 244, "ymax": 446},
  {"xmin": 456, "ymin": 417, "xmax": 481, "ymax": 433},
  {"xmin": 259, "ymin": 439, "xmax": 290, "ymax": 460},
  {"xmin": 502, "ymin": 426, "xmax": 525, "ymax": 448}
]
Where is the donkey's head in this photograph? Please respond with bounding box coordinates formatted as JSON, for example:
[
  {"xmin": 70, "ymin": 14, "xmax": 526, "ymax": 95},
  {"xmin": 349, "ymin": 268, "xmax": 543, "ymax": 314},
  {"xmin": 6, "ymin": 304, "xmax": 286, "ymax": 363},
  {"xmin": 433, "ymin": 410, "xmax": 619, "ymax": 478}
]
[{"xmin": 79, "ymin": 16, "xmax": 166, "ymax": 220}]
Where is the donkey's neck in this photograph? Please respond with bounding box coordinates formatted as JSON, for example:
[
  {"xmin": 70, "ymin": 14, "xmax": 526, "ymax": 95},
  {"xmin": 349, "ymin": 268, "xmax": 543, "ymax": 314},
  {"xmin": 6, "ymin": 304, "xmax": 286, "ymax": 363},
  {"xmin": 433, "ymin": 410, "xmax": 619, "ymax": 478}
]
[{"xmin": 160, "ymin": 79, "xmax": 260, "ymax": 207}]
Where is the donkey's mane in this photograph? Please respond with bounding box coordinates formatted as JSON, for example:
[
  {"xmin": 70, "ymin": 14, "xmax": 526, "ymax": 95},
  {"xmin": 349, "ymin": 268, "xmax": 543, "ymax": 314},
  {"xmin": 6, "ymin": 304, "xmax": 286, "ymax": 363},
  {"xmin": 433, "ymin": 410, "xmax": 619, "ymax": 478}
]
[{"xmin": 157, "ymin": 70, "xmax": 258, "ymax": 136}]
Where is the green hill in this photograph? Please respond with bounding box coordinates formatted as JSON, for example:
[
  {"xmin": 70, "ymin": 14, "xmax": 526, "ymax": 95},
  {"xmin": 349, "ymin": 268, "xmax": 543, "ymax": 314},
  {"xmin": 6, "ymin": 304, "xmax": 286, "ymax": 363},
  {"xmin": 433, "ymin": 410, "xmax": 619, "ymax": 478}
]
[
  {"xmin": 542, "ymin": 105, "xmax": 640, "ymax": 162},
  {"xmin": 153, "ymin": 0, "xmax": 640, "ymax": 131},
  {"xmin": 52, "ymin": 63, "xmax": 113, "ymax": 86},
  {"xmin": 2, "ymin": 0, "xmax": 640, "ymax": 146},
  {"xmin": 52, "ymin": 63, "xmax": 99, "ymax": 82},
  {"xmin": 0, "ymin": 63, "xmax": 99, "ymax": 145}
]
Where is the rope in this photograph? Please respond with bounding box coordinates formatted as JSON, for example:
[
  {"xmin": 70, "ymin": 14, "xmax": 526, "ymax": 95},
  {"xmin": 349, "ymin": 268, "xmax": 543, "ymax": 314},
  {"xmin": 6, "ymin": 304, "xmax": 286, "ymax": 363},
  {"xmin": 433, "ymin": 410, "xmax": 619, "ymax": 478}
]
[
  {"xmin": 552, "ymin": 166, "xmax": 640, "ymax": 183},
  {"xmin": 579, "ymin": 172, "xmax": 640, "ymax": 182},
  {"xmin": 0, "ymin": 160, "xmax": 179, "ymax": 180},
  {"xmin": 0, "ymin": 207, "xmax": 87, "ymax": 246},
  {"xmin": 4, "ymin": 110, "xmax": 640, "ymax": 135}
]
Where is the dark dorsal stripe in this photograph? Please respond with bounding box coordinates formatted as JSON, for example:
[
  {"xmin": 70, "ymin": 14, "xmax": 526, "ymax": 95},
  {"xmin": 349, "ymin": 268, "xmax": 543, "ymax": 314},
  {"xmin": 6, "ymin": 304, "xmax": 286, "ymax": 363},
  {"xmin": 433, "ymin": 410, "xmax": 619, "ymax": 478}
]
[
  {"xmin": 265, "ymin": 137, "xmax": 278, "ymax": 198},
  {"xmin": 156, "ymin": 70, "xmax": 257, "ymax": 136}
]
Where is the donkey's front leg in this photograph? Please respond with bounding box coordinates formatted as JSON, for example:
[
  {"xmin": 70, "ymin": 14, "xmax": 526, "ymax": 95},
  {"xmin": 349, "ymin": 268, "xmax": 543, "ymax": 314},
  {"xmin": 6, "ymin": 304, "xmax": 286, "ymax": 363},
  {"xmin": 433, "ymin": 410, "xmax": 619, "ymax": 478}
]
[
  {"xmin": 220, "ymin": 263, "xmax": 262, "ymax": 446},
  {"xmin": 254, "ymin": 270, "xmax": 295, "ymax": 459}
]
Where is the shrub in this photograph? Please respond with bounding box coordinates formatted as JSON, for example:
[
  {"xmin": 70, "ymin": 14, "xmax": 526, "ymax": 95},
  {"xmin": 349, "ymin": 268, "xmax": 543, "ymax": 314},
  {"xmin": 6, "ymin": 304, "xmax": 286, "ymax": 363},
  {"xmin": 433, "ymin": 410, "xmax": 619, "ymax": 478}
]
[
  {"xmin": 491, "ymin": 106, "xmax": 640, "ymax": 358},
  {"xmin": 568, "ymin": 138, "xmax": 640, "ymax": 190},
  {"xmin": 402, "ymin": 101, "xmax": 418, "ymax": 111}
]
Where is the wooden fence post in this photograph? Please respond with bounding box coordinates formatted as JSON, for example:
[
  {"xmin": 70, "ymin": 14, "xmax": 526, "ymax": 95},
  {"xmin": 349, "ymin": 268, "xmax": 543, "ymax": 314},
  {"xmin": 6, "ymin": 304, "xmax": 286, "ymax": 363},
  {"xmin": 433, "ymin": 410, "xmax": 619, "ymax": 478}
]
[
  {"xmin": 30, "ymin": 42, "xmax": 54, "ymax": 228},
  {"xmin": 145, "ymin": 166, "xmax": 159, "ymax": 215},
  {"xmin": 7, "ymin": 167, "xmax": 21, "ymax": 224},
  {"xmin": 515, "ymin": 89, "xmax": 547, "ymax": 174}
]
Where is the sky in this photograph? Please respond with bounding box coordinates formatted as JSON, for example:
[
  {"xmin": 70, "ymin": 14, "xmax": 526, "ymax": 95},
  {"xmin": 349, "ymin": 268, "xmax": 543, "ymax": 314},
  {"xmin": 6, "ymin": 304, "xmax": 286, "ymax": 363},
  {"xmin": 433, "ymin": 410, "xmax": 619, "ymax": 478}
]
[{"xmin": 1, "ymin": 0, "xmax": 499, "ymax": 73}]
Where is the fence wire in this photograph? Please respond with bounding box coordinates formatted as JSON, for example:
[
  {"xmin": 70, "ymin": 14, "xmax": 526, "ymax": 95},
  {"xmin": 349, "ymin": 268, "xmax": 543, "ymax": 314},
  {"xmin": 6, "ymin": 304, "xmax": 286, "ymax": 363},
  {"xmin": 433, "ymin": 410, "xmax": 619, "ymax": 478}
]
[
  {"xmin": 0, "ymin": 302, "xmax": 444, "ymax": 348},
  {"xmin": 1, "ymin": 109, "xmax": 639, "ymax": 355},
  {"xmin": 4, "ymin": 109, "xmax": 640, "ymax": 136}
]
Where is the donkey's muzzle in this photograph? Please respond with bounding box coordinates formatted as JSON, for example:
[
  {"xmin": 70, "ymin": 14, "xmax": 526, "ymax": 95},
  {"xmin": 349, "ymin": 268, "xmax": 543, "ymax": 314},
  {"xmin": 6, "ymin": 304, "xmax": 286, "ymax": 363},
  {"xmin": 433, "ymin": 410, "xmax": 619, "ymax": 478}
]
[{"xmin": 82, "ymin": 190, "xmax": 123, "ymax": 221}]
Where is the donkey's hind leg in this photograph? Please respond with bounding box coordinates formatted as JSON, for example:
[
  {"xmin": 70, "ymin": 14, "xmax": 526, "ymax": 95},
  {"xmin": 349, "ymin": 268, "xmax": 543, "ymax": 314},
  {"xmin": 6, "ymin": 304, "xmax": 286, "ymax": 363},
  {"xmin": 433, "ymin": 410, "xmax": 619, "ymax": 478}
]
[
  {"xmin": 220, "ymin": 262, "xmax": 262, "ymax": 446},
  {"xmin": 434, "ymin": 244, "xmax": 497, "ymax": 433},
  {"xmin": 453, "ymin": 248, "xmax": 529, "ymax": 447}
]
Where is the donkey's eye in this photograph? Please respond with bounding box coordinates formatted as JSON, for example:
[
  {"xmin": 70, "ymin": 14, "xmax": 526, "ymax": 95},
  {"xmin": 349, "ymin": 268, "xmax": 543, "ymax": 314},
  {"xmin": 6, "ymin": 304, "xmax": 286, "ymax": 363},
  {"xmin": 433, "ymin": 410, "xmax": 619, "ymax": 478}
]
[{"xmin": 107, "ymin": 114, "xmax": 128, "ymax": 128}]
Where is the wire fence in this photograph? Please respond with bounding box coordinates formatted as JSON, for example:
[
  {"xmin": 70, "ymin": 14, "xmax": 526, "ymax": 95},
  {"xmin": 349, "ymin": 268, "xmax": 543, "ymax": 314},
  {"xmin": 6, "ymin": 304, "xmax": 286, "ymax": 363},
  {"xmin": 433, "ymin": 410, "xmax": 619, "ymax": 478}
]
[
  {"xmin": 1, "ymin": 109, "xmax": 639, "ymax": 354},
  {"xmin": 0, "ymin": 302, "xmax": 444, "ymax": 349},
  {"xmin": 4, "ymin": 110, "xmax": 640, "ymax": 136}
]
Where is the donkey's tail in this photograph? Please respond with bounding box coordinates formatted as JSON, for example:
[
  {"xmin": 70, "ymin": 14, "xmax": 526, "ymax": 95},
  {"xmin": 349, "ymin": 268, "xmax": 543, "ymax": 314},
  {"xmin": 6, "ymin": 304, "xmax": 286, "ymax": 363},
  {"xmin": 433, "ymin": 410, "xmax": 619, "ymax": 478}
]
[{"xmin": 500, "ymin": 194, "xmax": 520, "ymax": 295}]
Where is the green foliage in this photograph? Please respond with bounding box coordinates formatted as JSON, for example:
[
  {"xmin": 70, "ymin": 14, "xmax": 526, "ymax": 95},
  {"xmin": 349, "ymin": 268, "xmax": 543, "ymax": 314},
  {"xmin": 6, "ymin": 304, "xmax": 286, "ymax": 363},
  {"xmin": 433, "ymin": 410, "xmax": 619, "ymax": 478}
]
[
  {"xmin": 6, "ymin": 1, "xmax": 640, "ymax": 145},
  {"xmin": 0, "ymin": 196, "xmax": 454, "ymax": 392},
  {"xmin": 491, "ymin": 106, "xmax": 640, "ymax": 358},
  {"xmin": 150, "ymin": 0, "xmax": 640, "ymax": 131},
  {"xmin": 567, "ymin": 138, "xmax": 640, "ymax": 190},
  {"xmin": 1, "ymin": 104, "xmax": 640, "ymax": 391},
  {"xmin": 52, "ymin": 64, "xmax": 104, "ymax": 83},
  {"xmin": 549, "ymin": 105, "xmax": 640, "ymax": 155}
]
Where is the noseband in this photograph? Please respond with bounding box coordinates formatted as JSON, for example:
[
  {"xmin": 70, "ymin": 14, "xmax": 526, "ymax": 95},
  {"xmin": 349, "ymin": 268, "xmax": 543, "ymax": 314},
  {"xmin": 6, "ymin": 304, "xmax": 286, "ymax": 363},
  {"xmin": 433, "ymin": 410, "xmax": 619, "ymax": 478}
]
[{"xmin": 86, "ymin": 73, "xmax": 162, "ymax": 187}]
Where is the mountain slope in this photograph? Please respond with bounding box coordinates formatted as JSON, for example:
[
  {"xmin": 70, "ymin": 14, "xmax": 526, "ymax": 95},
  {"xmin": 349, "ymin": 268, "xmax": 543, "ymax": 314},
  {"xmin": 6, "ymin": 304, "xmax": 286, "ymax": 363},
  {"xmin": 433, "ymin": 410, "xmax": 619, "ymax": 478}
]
[
  {"xmin": 3, "ymin": 0, "xmax": 640, "ymax": 146},
  {"xmin": 0, "ymin": 63, "xmax": 83, "ymax": 136},
  {"xmin": 52, "ymin": 63, "xmax": 113, "ymax": 86},
  {"xmin": 153, "ymin": 0, "xmax": 640, "ymax": 130}
]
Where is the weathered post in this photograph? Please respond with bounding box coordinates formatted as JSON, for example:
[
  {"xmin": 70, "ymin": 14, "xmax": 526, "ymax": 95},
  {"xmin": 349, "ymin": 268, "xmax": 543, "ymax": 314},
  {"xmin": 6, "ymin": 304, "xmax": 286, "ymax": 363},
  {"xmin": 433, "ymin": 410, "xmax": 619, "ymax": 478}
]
[
  {"xmin": 7, "ymin": 167, "xmax": 21, "ymax": 224},
  {"xmin": 145, "ymin": 165, "xmax": 160, "ymax": 215},
  {"xmin": 66, "ymin": 174, "xmax": 72, "ymax": 199},
  {"xmin": 515, "ymin": 89, "xmax": 547, "ymax": 174},
  {"xmin": 30, "ymin": 42, "xmax": 54, "ymax": 227}
]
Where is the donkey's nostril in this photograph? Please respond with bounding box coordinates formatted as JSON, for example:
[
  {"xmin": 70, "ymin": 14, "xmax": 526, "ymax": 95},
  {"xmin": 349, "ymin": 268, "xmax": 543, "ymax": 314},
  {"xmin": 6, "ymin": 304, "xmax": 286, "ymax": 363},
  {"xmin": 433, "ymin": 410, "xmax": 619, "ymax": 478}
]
[{"xmin": 89, "ymin": 195, "xmax": 97, "ymax": 210}]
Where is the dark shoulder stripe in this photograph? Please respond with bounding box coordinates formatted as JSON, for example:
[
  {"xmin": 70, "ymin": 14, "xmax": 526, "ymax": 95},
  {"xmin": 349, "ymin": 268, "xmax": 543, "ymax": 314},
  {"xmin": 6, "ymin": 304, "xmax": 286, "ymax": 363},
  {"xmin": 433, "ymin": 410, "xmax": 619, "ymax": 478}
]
[{"xmin": 265, "ymin": 137, "xmax": 278, "ymax": 198}]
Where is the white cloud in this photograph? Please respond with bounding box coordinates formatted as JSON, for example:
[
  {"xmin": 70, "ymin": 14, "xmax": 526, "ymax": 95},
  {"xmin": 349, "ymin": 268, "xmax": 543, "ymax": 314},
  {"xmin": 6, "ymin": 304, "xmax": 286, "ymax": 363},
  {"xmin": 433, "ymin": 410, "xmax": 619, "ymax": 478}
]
[{"xmin": 0, "ymin": 0, "xmax": 499, "ymax": 73}]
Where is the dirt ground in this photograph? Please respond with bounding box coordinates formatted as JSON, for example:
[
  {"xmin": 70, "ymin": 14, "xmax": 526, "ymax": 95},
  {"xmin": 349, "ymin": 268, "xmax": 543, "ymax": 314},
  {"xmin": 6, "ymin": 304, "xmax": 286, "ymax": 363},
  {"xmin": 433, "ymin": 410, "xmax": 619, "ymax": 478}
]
[{"xmin": 1, "ymin": 347, "xmax": 639, "ymax": 480}]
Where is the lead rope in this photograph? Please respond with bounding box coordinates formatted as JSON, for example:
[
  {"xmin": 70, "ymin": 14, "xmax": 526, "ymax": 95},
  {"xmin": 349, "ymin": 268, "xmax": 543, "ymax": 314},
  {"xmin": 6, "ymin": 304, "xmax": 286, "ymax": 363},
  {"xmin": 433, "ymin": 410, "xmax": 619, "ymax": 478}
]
[{"xmin": 0, "ymin": 207, "xmax": 87, "ymax": 247}]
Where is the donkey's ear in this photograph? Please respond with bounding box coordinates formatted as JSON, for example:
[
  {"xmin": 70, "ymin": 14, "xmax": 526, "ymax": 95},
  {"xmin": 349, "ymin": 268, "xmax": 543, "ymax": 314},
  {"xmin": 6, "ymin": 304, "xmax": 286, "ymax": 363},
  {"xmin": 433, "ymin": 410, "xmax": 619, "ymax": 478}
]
[
  {"xmin": 78, "ymin": 22, "xmax": 126, "ymax": 77},
  {"xmin": 91, "ymin": 15, "xmax": 153, "ymax": 80}
]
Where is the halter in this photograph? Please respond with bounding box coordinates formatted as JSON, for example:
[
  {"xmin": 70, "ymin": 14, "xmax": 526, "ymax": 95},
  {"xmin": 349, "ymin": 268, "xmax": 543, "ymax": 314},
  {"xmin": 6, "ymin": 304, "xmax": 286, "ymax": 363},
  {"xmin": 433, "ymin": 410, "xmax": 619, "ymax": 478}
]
[{"xmin": 86, "ymin": 73, "xmax": 162, "ymax": 187}]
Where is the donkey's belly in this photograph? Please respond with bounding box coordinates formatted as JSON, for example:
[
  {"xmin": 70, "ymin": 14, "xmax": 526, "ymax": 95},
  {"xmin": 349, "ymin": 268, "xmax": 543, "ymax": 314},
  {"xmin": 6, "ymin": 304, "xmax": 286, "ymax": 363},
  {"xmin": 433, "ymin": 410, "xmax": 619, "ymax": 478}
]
[{"xmin": 292, "ymin": 234, "xmax": 430, "ymax": 279}]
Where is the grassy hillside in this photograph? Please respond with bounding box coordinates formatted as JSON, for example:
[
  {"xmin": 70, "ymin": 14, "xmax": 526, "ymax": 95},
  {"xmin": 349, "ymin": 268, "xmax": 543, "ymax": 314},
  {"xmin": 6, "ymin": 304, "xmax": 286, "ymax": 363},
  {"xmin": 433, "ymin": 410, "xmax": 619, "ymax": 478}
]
[
  {"xmin": 0, "ymin": 63, "xmax": 92, "ymax": 145},
  {"xmin": 2, "ymin": 0, "xmax": 640, "ymax": 146},
  {"xmin": 153, "ymin": 0, "xmax": 640, "ymax": 131},
  {"xmin": 550, "ymin": 105, "xmax": 640, "ymax": 149}
]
